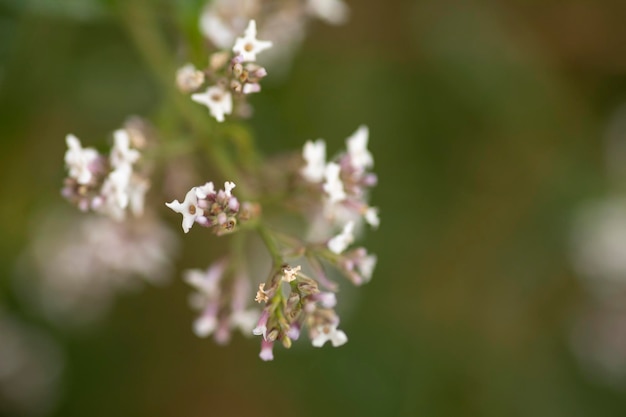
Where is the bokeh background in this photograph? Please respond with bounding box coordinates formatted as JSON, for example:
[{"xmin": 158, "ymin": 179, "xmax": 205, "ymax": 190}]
[{"xmin": 2, "ymin": 0, "xmax": 626, "ymax": 416}]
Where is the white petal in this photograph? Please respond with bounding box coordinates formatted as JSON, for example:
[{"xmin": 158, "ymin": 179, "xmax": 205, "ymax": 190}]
[{"xmin": 193, "ymin": 316, "xmax": 217, "ymax": 337}]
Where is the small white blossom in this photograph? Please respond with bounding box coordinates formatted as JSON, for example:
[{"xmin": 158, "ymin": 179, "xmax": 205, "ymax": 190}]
[
  {"xmin": 99, "ymin": 166, "xmax": 132, "ymax": 220},
  {"xmin": 323, "ymin": 162, "xmax": 347, "ymax": 203},
  {"xmin": 224, "ymin": 181, "xmax": 236, "ymax": 197},
  {"xmin": 198, "ymin": 1, "xmax": 244, "ymax": 50},
  {"xmin": 312, "ymin": 323, "xmax": 348, "ymax": 347},
  {"xmin": 184, "ymin": 259, "xmax": 228, "ymax": 297},
  {"xmin": 230, "ymin": 309, "xmax": 258, "ymax": 335},
  {"xmin": 195, "ymin": 182, "xmax": 216, "ymax": 199},
  {"xmin": 64, "ymin": 134, "xmax": 99, "ymax": 185},
  {"xmin": 193, "ymin": 313, "xmax": 218, "ymax": 338},
  {"xmin": 301, "ymin": 139, "xmax": 327, "ymax": 182},
  {"xmin": 166, "ymin": 187, "xmax": 204, "ymax": 233},
  {"xmin": 328, "ymin": 221, "xmax": 355, "ymax": 254},
  {"xmin": 364, "ymin": 206, "xmax": 380, "ymax": 229},
  {"xmin": 191, "ymin": 85, "xmax": 233, "ymax": 122},
  {"xmin": 346, "ymin": 125, "xmax": 373, "ymax": 171},
  {"xmin": 232, "ymin": 20, "xmax": 273, "ymax": 62},
  {"xmin": 306, "ymin": 0, "xmax": 350, "ymax": 25},
  {"xmin": 357, "ymin": 253, "xmax": 377, "ymax": 282},
  {"xmin": 110, "ymin": 129, "xmax": 140, "ymax": 169},
  {"xmin": 176, "ymin": 63, "xmax": 205, "ymax": 93}
]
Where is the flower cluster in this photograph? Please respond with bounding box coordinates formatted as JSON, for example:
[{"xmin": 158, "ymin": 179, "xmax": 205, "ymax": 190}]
[
  {"xmin": 166, "ymin": 181, "xmax": 259, "ymax": 235},
  {"xmin": 62, "ymin": 128, "xmax": 149, "ymax": 221},
  {"xmin": 301, "ymin": 125, "xmax": 380, "ymax": 230},
  {"xmin": 199, "ymin": 0, "xmax": 349, "ymax": 70},
  {"xmin": 253, "ymin": 264, "xmax": 347, "ymax": 361},
  {"xmin": 53, "ymin": 2, "xmax": 378, "ymax": 363},
  {"xmin": 185, "ymin": 260, "xmax": 258, "ymax": 344},
  {"xmin": 176, "ymin": 19, "xmax": 272, "ymax": 122},
  {"xmin": 19, "ymin": 212, "xmax": 178, "ymax": 325}
]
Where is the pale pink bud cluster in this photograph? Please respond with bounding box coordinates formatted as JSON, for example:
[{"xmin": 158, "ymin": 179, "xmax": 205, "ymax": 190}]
[
  {"xmin": 177, "ymin": 20, "xmax": 271, "ymax": 123},
  {"xmin": 62, "ymin": 129, "xmax": 149, "ymax": 221},
  {"xmin": 300, "ymin": 125, "xmax": 380, "ymax": 230},
  {"xmin": 185, "ymin": 259, "xmax": 259, "ymax": 344}
]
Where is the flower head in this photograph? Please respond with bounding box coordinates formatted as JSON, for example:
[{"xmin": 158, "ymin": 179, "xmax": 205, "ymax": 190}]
[{"xmin": 232, "ymin": 20, "xmax": 273, "ymax": 63}]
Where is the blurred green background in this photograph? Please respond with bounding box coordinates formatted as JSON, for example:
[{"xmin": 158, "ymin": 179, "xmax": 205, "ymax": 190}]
[{"xmin": 2, "ymin": 0, "xmax": 626, "ymax": 416}]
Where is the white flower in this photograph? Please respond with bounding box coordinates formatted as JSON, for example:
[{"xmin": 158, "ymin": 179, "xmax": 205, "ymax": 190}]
[
  {"xmin": 64, "ymin": 134, "xmax": 99, "ymax": 184},
  {"xmin": 346, "ymin": 125, "xmax": 373, "ymax": 171},
  {"xmin": 312, "ymin": 323, "xmax": 348, "ymax": 347},
  {"xmin": 110, "ymin": 129, "xmax": 140, "ymax": 169},
  {"xmin": 357, "ymin": 253, "xmax": 377, "ymax": 282},
  {"xmin": 165, "ymin": 187, "xmax": 204, "ymax": 233},
  {"xmin": 176, "ymin": 63, "xmax": 205, "ymax": 93},
  {"xmin": 323, "ymin": 162, "xmax": 347, "ymax": 203},
  {"xmin": 184, "ymin": 259, "xmax": 228, "ymax": 297},
  {"xmin": 193, "ymin": 313, "xmax": 218, "ymax": 338},
  {"xmin": 191, "ymin": 85, "xmax": 233, "ymax": 123},
  {"xmin": 224, "ymin": 181, "xmax": 236, "ymax": 197},
  {"xmin": 306, "ymin": 0, "xmax": 349, "ymax": 25},
  {"xmin": 198, "ymin": 0, "xmax": 252, "ymax": 50},
  {"xmin": 230, "ymin": 309, "xmax": 258, "ymax": 334},
  {"xmin": 301, "ymin": 139, "xmax": 327, "ymax": 182},
  {"xmin": 99, "ymin": 166, "xmax": 132, "ymax": 220},
  {"xmin": 364, "ymin": 206, "xmax": 380, "ymax": 229},
  {"xmin": 232, "ymin": 20, "xmax": 273, "ymax": 62},
  {"xmin": 328, "ymin": 221, "xmax": 355, "ymax": 254},
  {"xmin": 195, "ymin": 182, "xmax": 216, "ymax": 199}
]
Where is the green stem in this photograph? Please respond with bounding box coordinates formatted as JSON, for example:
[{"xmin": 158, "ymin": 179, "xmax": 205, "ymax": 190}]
[
  {"xmin": 256, "ymin": 225, "xmax": 283, "ymax": 266},
  {"xmin": 117, "ymin": 0, "xmax": 253, "ymax": 198}
]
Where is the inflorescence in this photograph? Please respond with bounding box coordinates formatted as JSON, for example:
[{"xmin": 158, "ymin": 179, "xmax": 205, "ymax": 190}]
[{"xmin": 59, "ymin": 10, "xmax": 378, "ymax": 361}]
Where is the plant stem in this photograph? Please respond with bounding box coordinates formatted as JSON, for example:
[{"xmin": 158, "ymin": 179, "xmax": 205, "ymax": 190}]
[{"xmin": 117, "ymin": 0, "xmax": 252, "ymax": 198}]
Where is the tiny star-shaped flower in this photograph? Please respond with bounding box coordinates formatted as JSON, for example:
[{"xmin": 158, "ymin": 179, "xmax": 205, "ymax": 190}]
[
  {"xmin": 191, "ymin": 85, "xmax": 233, "ymax": 123},
  {"xmin": 312, "ymin": 323, "xmax": 348, "ymax": 347},
  {"xmin": 232, "ymin": 20, "xmax": 273, "ymax": 62},
  {"xmin": 166, "ymin": 187, "xmax": 204, "ymax": 233}
]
